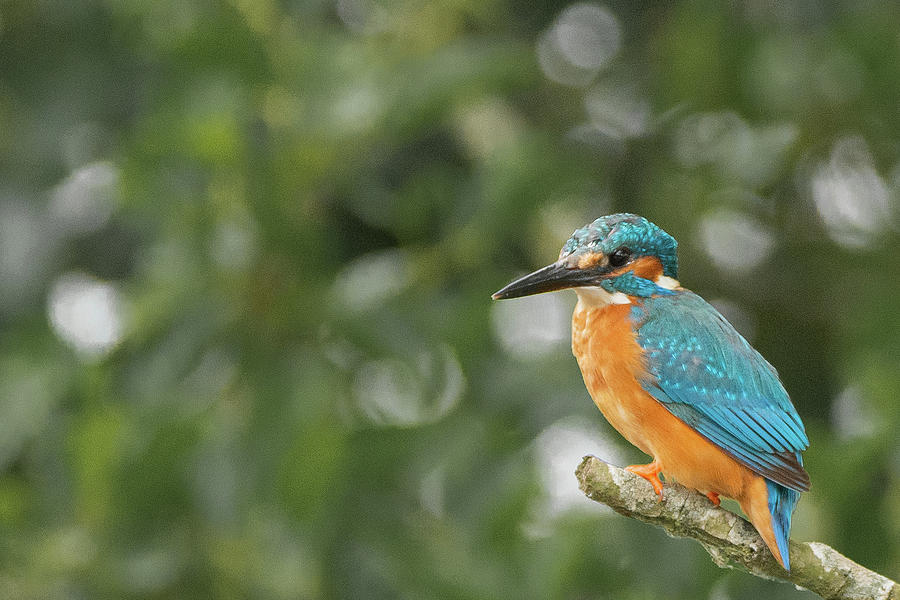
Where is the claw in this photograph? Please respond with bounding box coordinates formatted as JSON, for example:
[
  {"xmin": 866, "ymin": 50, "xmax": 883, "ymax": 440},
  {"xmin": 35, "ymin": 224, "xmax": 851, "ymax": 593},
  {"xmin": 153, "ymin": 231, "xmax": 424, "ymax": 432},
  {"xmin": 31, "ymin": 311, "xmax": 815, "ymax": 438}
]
[
  {"xmin": 705, "ymin": 491, "xmax": 721, "ymax": 507},
  {"xmin": 625, "ymin": 461, "xmax": 664, "ymax": 500}
]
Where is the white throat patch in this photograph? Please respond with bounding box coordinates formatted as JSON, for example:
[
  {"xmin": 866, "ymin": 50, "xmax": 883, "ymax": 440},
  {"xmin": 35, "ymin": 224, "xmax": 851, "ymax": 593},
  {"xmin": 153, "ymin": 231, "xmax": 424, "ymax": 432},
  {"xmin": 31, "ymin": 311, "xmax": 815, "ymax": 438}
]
[{"xmin": 574, "ymin": 286, "xmax": 631, "ymax": 307}]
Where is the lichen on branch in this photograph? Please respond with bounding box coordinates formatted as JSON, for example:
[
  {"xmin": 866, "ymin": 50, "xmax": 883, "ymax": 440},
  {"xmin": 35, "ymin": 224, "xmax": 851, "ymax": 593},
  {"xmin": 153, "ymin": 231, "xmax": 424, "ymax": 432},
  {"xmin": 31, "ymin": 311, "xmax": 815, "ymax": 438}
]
[{"xmin": 575, "ymin": 456, "xmax": 899, "ymax": 600}]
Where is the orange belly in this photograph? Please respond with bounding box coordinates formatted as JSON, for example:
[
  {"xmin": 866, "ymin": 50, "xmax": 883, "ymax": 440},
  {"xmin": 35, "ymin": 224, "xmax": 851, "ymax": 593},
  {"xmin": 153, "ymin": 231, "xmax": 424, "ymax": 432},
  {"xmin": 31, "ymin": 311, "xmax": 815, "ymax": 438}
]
[{"xmin": 571, "ymin": 299, "xmax": 783, "ymax": 564}]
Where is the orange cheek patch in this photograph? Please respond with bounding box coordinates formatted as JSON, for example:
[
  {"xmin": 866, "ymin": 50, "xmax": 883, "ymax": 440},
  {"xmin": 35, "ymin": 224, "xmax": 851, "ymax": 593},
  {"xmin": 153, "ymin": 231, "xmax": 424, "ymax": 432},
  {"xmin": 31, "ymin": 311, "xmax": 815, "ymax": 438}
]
[
  {"xmin": 613, "ymin": 256, "xmax": 663, "ymax": 280},
  {"xmin": 576, "ymin": 251, "xmax": 605, "ymax": 269}
]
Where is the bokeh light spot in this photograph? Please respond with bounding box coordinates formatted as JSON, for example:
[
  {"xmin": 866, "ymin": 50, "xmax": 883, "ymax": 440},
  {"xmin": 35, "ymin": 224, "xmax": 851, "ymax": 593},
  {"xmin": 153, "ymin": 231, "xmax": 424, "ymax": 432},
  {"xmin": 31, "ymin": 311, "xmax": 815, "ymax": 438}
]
[
  {"xmin": 354, "ymin": 345, "xmax": 464, "ymax": 427},
  {"xmin": 699, "ymin": 209, "xmax": 774, "ymax": 274},
  {"xmin": 333, "ymin": 249, "xmax": 410, "ymax": 313},
  {"xmin": 50, "ymin": 161, "xmax": 118, "ymax": 235},
  {"xmin": 531, "ymin": 417, "xmax": 624, "ymax": 523},
  {"xmin": 584, "ymin": 80, "xmax": 649, "ymax": 140},
  {"xmin": 811, "ymin": 136, "xmax": 892, "ymax": 248},
  {"xmin": 491, "ymin": 291, "xmax": 571, "ymax": 360},
  {"xmin": 210, "ymin": 219, "xmax": 258, "ymax": 273},
  {"xmin": 831, "ymin": 385, "xmax": 876, "ymax": 441},
  {"xmin": 555, "ymin": 4, "xmax": 621, "ymax": 70},
  {"xmin": 675, "ymin": 112, "xmax": 797, "ymax": 185},
  {"xmin": 537, "ymin": 3, "xmax": 621, "ymax": 87},
  {"xmin": 333, "ymin": 83, "xmax": 383, "ymax": 134},
  {"xmin": 48, "ymin": 272, "xmax": 125, "ymax": 359}
]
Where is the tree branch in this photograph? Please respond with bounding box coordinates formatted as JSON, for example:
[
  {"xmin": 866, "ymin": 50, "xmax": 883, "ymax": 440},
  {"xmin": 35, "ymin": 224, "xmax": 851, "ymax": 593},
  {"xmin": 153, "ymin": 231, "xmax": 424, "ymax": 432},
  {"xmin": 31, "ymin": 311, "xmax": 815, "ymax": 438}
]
[{"xmin": 576, "ymin": 456, "xmax": 899, "ymax": 600}]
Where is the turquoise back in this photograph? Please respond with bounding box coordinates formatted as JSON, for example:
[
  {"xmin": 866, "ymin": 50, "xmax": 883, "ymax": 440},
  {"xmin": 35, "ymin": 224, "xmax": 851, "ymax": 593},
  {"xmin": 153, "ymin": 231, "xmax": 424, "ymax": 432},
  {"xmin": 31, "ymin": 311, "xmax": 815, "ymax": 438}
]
[{"xmin": 630, "ymin": 291, "xmax": 810, "ymax": 492}]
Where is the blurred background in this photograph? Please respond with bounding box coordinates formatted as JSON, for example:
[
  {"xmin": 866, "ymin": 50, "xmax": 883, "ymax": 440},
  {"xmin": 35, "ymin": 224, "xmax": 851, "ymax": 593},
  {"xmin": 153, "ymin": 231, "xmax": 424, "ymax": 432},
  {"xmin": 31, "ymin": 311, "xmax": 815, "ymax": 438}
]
[{"xmin": 0, "ymin": 1, "xmax": 898, "ymax": 598}]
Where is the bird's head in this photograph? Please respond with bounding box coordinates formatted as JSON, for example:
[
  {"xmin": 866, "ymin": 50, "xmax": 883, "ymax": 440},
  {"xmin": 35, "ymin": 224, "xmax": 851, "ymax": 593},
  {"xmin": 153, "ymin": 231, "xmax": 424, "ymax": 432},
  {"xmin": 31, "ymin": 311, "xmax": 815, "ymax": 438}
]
[{"xmin": 492, "ymin": 213, "xmax": 679, "ymax": 303}]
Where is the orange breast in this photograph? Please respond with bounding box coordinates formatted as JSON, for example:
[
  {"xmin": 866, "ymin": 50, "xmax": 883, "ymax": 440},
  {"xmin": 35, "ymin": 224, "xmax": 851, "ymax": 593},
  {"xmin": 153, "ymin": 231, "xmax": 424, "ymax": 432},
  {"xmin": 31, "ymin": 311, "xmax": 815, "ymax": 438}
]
[
  {"xmin": 571, "ymin": 298, "xmax": 783, "ymax": 566},
  {"xmin": 571, "ymin": 301, "xmax": 654, "ymax": 455},
  {"xmin": 571, "ymin": 299, "xmax": 757, "ymax": 500}
]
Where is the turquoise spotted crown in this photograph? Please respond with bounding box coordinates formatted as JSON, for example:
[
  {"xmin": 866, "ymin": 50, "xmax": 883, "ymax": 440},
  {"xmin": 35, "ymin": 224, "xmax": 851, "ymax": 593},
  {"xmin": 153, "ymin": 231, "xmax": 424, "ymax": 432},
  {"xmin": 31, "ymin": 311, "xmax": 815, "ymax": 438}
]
[{"xmin": 560, "ymin": 213, "xmax": 679, "ymax": 278}]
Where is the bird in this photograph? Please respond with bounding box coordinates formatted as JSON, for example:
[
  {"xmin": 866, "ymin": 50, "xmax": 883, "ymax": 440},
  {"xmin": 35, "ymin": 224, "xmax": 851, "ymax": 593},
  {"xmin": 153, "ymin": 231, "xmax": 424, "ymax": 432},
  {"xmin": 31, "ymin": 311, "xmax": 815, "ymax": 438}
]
[{"xmin": 492, "ymin": 213, "xmax": 809, "ymax": 570}]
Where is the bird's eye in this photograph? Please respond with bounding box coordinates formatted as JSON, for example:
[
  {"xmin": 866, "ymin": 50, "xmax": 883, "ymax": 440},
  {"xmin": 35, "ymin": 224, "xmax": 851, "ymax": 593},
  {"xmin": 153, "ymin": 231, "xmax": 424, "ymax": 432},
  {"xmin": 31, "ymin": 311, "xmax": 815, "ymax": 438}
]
[{"xmin": 608, "ymin": 247, "xmax": 632, "ymax": 268}]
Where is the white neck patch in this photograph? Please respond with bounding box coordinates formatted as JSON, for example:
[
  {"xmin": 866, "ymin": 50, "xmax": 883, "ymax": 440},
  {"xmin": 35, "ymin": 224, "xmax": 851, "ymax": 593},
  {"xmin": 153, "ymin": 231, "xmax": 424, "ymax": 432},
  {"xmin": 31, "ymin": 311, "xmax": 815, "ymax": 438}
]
[
  {"xmin": 575, "ymin": 274, "xmax": 681, "ymax": 307},
  {"xmin": 574, "ymin": 273, "xmax": 681, "ymax": 307},
  {"xmin": 655, "ymin": 275, "xmax": 681, "ymax": 290},
  {"xmin": 575, "ymin": 286, "xmax": 631, "ymax": 307}
]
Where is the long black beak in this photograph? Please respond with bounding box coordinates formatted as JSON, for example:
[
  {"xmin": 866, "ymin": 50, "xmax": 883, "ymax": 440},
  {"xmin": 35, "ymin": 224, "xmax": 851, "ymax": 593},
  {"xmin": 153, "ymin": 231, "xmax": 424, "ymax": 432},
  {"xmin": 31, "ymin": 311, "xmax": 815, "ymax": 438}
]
[{"xmin": 491, "ymin": 260, "xmax": 600, "ymax": 300}]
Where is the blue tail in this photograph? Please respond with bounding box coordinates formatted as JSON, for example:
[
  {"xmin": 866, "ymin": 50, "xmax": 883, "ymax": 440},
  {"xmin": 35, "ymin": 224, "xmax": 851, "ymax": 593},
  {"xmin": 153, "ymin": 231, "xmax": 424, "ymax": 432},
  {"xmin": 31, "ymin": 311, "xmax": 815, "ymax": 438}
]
[{"xmin": 766, "ymin": 478, "xmax": 801, "ymax": 570}]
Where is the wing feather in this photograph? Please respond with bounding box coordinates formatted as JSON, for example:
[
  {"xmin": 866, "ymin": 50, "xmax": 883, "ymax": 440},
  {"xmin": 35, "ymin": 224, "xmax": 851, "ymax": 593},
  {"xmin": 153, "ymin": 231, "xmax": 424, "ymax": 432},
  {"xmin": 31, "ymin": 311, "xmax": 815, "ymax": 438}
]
[{"xmin": 633, "ymin": 291, "xmax": 810, "ymax": 492}]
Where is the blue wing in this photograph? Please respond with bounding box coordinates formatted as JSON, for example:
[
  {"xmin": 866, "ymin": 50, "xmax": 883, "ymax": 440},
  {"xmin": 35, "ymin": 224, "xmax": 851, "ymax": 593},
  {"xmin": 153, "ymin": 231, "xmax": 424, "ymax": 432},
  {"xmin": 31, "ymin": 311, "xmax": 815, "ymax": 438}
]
[{"xmin": 631, "ymin": 291, "xmax": 810, "ymax": 492}]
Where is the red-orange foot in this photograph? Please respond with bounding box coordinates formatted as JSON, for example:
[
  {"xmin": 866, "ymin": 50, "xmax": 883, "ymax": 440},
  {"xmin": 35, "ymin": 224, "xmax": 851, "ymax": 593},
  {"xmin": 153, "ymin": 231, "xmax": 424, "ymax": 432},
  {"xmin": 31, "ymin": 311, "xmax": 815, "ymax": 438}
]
[
  {"xmin": 625, "ymin": 461, "xmax": 664, "ymax": 500},
  {"xmin": 705, "ymin": 491, "xmax": 721, "ymax": 507}
]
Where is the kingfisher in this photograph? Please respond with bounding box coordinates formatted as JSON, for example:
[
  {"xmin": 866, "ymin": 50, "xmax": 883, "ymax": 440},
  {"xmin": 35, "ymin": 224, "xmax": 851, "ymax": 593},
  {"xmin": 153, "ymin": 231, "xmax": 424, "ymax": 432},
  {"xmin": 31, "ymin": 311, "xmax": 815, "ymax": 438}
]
[{"xmin": 492, "ymin": 213, "xmax": 809, "ymax": 570}]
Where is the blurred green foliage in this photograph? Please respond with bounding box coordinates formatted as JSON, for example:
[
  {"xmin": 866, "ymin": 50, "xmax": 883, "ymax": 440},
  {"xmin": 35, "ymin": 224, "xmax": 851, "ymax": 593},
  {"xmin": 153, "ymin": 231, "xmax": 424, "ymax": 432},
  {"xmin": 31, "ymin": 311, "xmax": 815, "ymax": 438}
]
[{"xmin": 0, "ymin": 1, "xmax": 898, "ymax": 598}]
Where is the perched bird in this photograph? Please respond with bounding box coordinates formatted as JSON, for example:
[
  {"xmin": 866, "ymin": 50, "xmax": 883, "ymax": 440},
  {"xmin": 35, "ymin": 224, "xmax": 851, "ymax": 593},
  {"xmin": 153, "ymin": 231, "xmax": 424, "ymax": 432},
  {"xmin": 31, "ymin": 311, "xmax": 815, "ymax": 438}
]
[{"xmin": 492, "ymin": 213, "xmax": 809, "ymax": 570}]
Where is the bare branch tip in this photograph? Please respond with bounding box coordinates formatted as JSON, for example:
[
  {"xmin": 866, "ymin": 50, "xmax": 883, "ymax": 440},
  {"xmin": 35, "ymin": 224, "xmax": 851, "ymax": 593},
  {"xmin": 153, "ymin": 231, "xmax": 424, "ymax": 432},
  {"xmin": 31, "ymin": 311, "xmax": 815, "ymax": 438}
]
[{"xmin": 574, "ymin": 456, "xmax": 899, "ymax": 600}]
